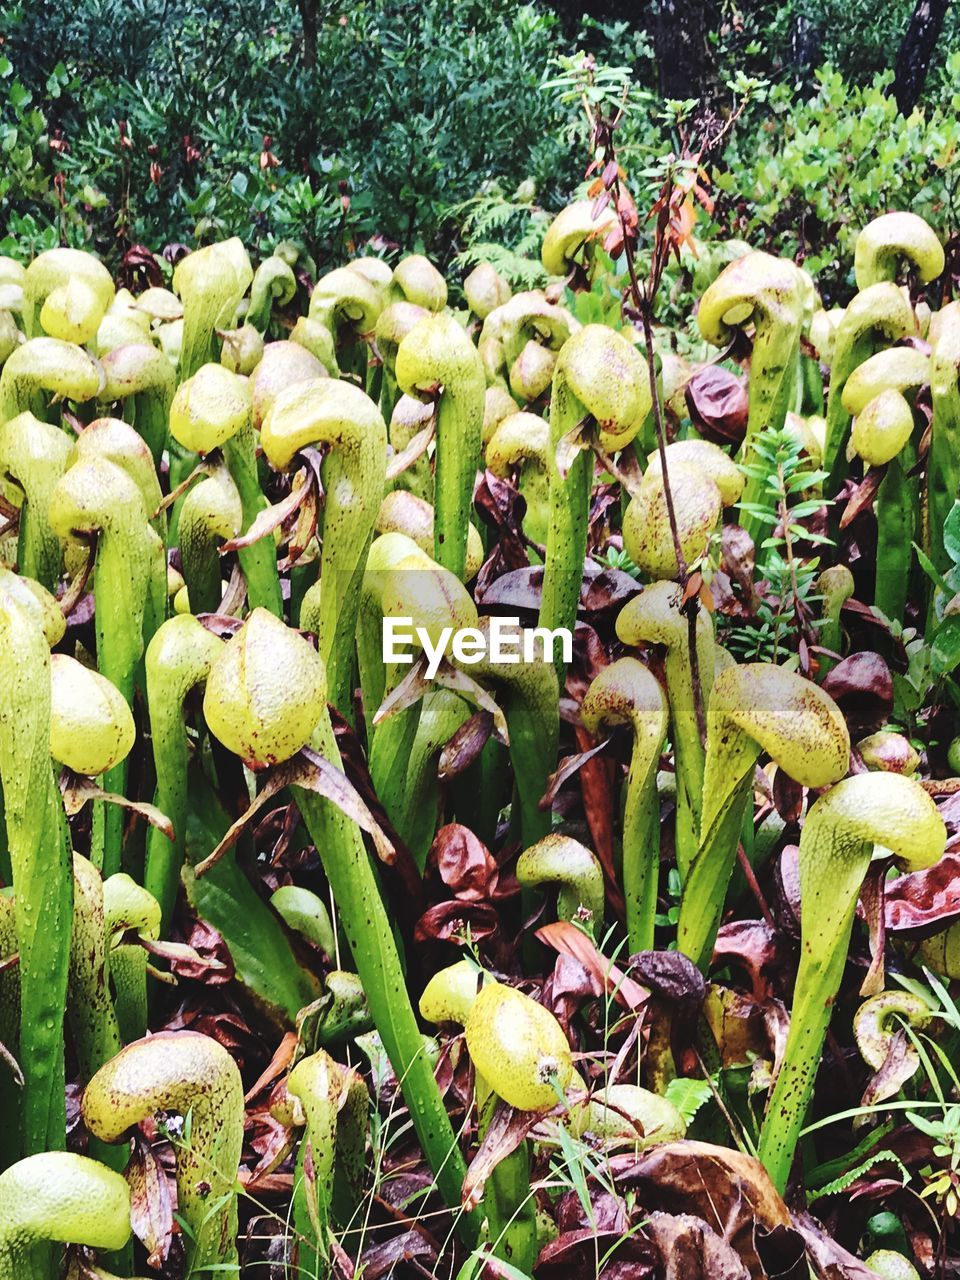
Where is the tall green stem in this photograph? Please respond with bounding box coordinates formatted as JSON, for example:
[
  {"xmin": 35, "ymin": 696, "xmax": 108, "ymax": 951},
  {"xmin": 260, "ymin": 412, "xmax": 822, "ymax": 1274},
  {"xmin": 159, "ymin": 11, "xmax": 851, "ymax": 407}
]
[
  {"xmin": 396, "ymin": 313, "xmax": 485, "ymax": 582},
  {"xmin": 261, "ymin": 378, "xmax": 387, "ymax": 712},
  {"xmin": 758, "ymin": 773, "xmax": 945, "ymax": 1193},
  {"xmin": 581, "ymin": 657, "xmax": 667, "ymax": 951},
  {"xmin": 144, "ymin": 615, "xmax": 224, "ymax": 932},
  {"xmin": 0, "ymin": 589, "xmax": 72, "ymax": 1161},
  {"xmin": 539, "ymin": 325, "xmax": 649, "ymax": 683},
  {"xmin": 676, "ymin": 663, "xmax": 849, "ymax": 972}
]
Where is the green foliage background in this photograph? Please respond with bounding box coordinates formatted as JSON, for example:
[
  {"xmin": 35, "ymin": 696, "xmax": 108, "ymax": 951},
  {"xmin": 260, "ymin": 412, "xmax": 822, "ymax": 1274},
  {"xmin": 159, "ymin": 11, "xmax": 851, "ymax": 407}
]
[{"xmin": 1, "ymin": 0, "xmax": 958, "ymax": 277}]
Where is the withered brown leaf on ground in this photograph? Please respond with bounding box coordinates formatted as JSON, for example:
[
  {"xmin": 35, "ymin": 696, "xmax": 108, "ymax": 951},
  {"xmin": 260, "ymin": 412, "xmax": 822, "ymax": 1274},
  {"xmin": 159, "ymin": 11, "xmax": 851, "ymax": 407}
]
[
  {"xmin": 792, "ymin": 1210, "xmax": 888, "ymax": 1279},
  {"xmin": 645, "ymin": 1210, "xmax": 750, "ymax": 1280},
  {"xmin": 461, "ymin": 1099, "xmax": 543, "ymax": 1211},
  {"xmin": 359, "ymin": 1230, "xmax": 438, "ymax": 1280},
  {"xmin": 713, "ymin": 921, "xmax": 790, "ymax": 1001},
  {"xmin": 611, "ymin": 1141, "xmax": 791, "ymax": 1274}
]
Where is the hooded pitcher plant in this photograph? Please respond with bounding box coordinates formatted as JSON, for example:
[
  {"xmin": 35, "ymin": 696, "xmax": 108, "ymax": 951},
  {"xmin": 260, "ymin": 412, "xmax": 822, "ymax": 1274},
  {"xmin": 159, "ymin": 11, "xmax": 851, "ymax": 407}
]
[
  {"xmin": 464, "ymin": 261, "xmax": 511, "ymax": 320},
  {"xmin": 48, "ymin": 455, "xmax": 162, "ymax": 875},
  {"xmin": 391, "ymin": 254, "xmax": 447, "ymax": 311},
  {"xmin": 448, "ymin": 614, "xmax": 560, "ymax": 849},
  {"xmin": 820, "ymin": 282, "xmax": 915, "ymax": 489},
  {"xmin": 757, "ymin": 772, "xmax": 945, "ymax": 1193},
  {"xmin": 0, "ymin": 588, "xmax": 72, "ymax": 1163},
  {"xmin": 143, "ymin": 614, "xmax": 225, "ymax": 932},
  {"xmin": 83, "ymin": 1030, "xmax": 244, "ymax": 1273},
  {"xmin": 616, "ymin": 581, "xmax": 715, "ymax": 878},
  {"xmin": 249, "ymin": 339, "xmax": 328, "ymax": 430},
  {"xmin": 285, "ymin": 1049, "xmax": 370, "ymax": 1273},
  {"xmin": 0, "ymin": 409, "xmax": 73, "ymax": 589},
  {"xmin": 198, "ymin": 608, "xmax": 477, "ymax": 1236},
  {"xmin": 373, "ymin": 299, "xmax": 429, "ymax": 423},
  {"xmin": 539, "ymin": 324, "xmax": 649, "ymax": 681},
  {"xmin": 260, "ymin": 375, "xmax": 387, "ymax": 710},
  {"xmin": 477, "ymin": 290, "xmax": 579, "ymax": 395},
  {"xmin": 102, "ymin": 873, "xmax": 161, "ymax": 1043},
  {"xmin": 176, "ymin": 463, "xmax": 243, "ymax": 615},
  {"xmin": 541, "ymin": 199, "xmax": 619, "ymax": 279},
  {"xmin": 485, "ymin": 410, "xmax": 551, "ymax": 547},
  {"xmin": 246, "ymin": 253, "xmax": 297, "ymax": 332},
  {"xmin": 815, "ymin": 564, "xmax": 855, "ymax": 675},
  {"xmin": 98, "ymin": 341, "xmax": 175, "ymax": 468},
  {"xmin": 853, "ymin": 212, "xmax": 945, "ymax": 291},
  {"xmin": 172, "ymin": 237, "xmax": 253, "ymax": 380},
  {"xmin": 676, "ymin": 663, "xmax": 850, "ymax": 972},
  {"xmin": 0, "ymin": 1151, "xmax": 131, "ymax": 1280},
  {"xmin": 308, "ymin": 264, "xmax": 384, "ymax": 379},
  {"xmin": 623, "ymin": 462, "xmax": 725, "ymax": 581},
  {"xmin": 67, "ymin": 855, "xmax": 123, "ymax": 1092},
  {"xmin": 169, "ymin": 361, "xmax": 283, "ymax": 615},
  {"xmin": 516, "ymin": 833, "xmax": 605, "ymax": 938},
  {"xmin": 351, "ymin": 532, "xmax": 478, "ymax": 839},
  {"xmin": 841, "ymin": 346, "xmax": 929, "ymax": 415},
  {"xmin": 580, "ymin": 657, "xmax": 668, "ymax": 950},
  {"xmin": 94, "ymin": 286, "xmax": 152, "ymax": 355},
  {"xmin": 388, "ymin": 392, "xmax": 435, "ymax": 504},
  {"xmin": 375, "ymin": 490, "xmax": 484, "ymax": 581},
  {"xmin": 219, "ymin": 321, "xmax": 265, "ymax": 375},
  {"xmin": 395, "ymin": 311, "xmax": 485, "ymax": 582},
  {"xmin": 73, "ymin": 415, "xmax": 165, "ymax": 541},
  {"xmin": 22, "ymin": 247, "xmax": 114, "ymax": 345},
  {"xmin": 849, "ymin": 388, "xmax": 917, "ymax": 622},
  {"xmin": 420, "ymin": 963, "xmax": 573, "ymax": 1271},
  {"xmin": 697, "ymin": 251, "xmax": 805, "ymax": 538},
  {"xmin": 0, "ymin": 335, "xmax": 103, "ymax": 425}
]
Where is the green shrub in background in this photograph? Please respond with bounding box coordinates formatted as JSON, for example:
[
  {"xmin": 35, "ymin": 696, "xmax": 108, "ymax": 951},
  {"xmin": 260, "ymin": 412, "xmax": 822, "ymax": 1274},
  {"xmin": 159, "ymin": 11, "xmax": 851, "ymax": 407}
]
[
  {"xmin": 711, "ymin": 60, "xmax": 960, "ymax": 296},
  {"xmin": 0, "ymin": 0, "xmax": 958, "ymax": 286},
  {"xmin": 0, "ymin": 0, "xmax": 580, "ymax": 263}
]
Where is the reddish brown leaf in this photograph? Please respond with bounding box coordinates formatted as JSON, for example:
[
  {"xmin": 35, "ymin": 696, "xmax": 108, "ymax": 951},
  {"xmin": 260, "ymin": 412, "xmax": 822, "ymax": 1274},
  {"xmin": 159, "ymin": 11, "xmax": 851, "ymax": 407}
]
[
  {"xmin": 839, "ymin": 468, "xmax": 884, "ymax": 530},
  {"xmin": 169, "ymin": 919, "xmax": 235, "ymax": 984},
  {"xmin": 541, "ymin": 740, "xmax": 611, "ymax": 809},
  {"xmin": 385, "ymin": 415, "xmax": 436, "ymax": 482},
  {"xmin": 645, "ymin": 1211, "xmax": 751, "ymax": 1280},
  {"xmin": 821, "ymin": 652, "xmax": 893, "ymax": 736},
  {"xmin": 359, "ymin": 1230, "xmax": 437, "ymax": 1280},
  {"xmin": 611, "ymin": 1141, "xmax": 791, "ymax": 1273},
  {"xmin": 244, "ymin": 1032, "xmax": 298, "ymax": 1103},
  {"xmin": 61, "ymin": 776, "xmax": 174, "ymax": 840},
  {"xmin": 220, "ymin": 475, "xmax": 314, "ymax": 551},
  {"xmin": 685, "ymin": 365, "xmax": 748, "ymax": 447},
  {"xmin": 414, "ymin": 900, "xmax": 500, "ymax": 944},
  {"xmin": 537, "ymin": 920, "xmax": 648, "ymax": 1010},
  {"xmin": 574, "ymin": 723, "xmax": 624, "ymax": 918},
  {"xmin": 792, "ymin": 1209, "xmax": 887, "ymax": 1279},
  {"xmin": 194, "ymin": 748, "xmax": 395, "ymax": 876},
  {"xmin": 430, "ymin": 823, "xmax": 499, "ymax": 901},
  {"xmin": 126, "ymin": 1132, "xmax": 175, "ymax": 1268},
  {"xmin": 437, "ymin": 711, "xmax": 493, "ymax": 779},
  {"xmin": 885, "ymin": 851, "xmax": 960, "ymax": 934}
]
